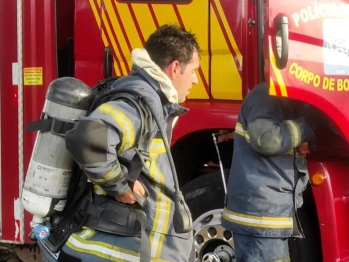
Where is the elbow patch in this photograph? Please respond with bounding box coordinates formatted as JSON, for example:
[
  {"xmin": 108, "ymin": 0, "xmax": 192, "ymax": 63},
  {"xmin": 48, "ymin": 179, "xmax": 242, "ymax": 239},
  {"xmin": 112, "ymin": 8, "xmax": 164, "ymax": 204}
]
[
  {"xmin": 248, "ymin": 119, "xmax": 282, "ymax": 154},
  {"xmin": 65, "ymin": 120, "xmax": 108, "ymax": 164},
  {"xmin": 258, "ymin": 132, "xmax": 282, "ymax": 154}
]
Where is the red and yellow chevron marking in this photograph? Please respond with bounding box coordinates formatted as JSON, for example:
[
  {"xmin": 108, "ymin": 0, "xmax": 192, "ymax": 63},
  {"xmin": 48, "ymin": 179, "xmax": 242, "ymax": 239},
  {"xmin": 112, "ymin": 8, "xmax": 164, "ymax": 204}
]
[
  {"xmin": 210, "ymin": 0, "xmax": 243, "ymax": 100},
  {"xmin": 89, "ymin": 0, "xmax": 209, "ymax": 99},
  {"xmin": 269, "ymin": 46, "xmax": 288, "ymax": 97},
  {"xmin": 88, "ymin": 0, "xmax": 243, "ymax": 101}
]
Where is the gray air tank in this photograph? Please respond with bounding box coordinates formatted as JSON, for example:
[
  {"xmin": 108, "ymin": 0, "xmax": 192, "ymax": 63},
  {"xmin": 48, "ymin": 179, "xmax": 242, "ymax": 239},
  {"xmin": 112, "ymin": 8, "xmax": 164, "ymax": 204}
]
[{"xmin": 21, "ymin": 77, "xmax": 91, "ymax": 224}]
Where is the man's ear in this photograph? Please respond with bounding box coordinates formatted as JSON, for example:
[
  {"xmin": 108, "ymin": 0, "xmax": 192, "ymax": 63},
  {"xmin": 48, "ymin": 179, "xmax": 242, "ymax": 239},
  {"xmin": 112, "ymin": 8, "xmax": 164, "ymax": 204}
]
[{"xmin": 164, "ymin": 60, "xmax": 181, "ymax": 80}]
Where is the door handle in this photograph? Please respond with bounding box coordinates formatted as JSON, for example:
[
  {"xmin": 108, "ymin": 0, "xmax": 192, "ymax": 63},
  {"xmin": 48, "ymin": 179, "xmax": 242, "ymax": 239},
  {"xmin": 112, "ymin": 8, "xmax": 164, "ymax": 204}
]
[
  {"xmin": 103, "ymin": 46, "xmax": 113, "ymax": 78},
  {"xmin": 274, "ymin": 15, "xmax": 289, "ymax": 69}
]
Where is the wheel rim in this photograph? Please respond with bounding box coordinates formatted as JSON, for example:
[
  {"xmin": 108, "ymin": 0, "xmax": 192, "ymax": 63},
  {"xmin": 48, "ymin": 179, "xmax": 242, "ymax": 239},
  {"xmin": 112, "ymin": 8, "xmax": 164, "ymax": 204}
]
[{"xmin": 193, "ymin": 209, "xmax": 235, "ymax": 262}]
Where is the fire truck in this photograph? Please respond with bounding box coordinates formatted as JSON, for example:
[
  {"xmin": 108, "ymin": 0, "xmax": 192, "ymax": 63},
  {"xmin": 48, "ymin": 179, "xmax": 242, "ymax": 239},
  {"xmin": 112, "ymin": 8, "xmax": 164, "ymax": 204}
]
[{"xmin": 1, "ymin": 0, "xmax": 349, "ymax": 261}]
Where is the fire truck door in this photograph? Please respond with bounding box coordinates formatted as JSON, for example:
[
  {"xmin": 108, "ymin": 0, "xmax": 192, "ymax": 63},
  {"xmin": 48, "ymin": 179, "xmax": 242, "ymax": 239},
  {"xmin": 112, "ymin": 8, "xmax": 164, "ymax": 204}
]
[
  {"xmin": 264, "ymin": 0, "xmax": 349, "ymax": 140},
  {"xmin": 210, "ymin": 0, "xmax": 244, "ymax": 101}
]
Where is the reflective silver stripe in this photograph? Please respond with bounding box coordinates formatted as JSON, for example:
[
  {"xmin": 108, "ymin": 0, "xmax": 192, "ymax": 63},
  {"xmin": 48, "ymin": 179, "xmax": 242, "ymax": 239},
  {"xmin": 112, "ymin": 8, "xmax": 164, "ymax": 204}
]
[
  {"xmin": 97, "ymin": 103, "xmax": 135, "ymax": 152},
  {"xmin": 79, "ymin": 228, "xmax": 94, "ymax": 239},
  {"xmin": 149, "ymin": 139, "xmax": 170, "ymax": 258},
  {"xmin": 89, "ymin": 161, "xmax": 122, "ymax": 184},
  {"xmin": 235, "ymin": 123, "xmax": 250, "ymax": 141},
  {"xmin": 285, "ymin": 120, "xmax": 301, "ymax": 147},
  {"xmin": 223, "ymin": 208, "xmax": 293, "ymax": 229},
  {"xmin": 93, "ymin": 185, "xmax": 107, "ymax": 195},
  {"xmin": 67, "ymin": 235, "xmax": 140, "ymax": 261}
]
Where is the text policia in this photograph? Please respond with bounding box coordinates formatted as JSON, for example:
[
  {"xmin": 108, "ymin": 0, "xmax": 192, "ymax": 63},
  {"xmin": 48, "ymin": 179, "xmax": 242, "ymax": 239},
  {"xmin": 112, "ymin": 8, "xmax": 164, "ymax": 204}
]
[
  {"xmin": 289, "ymin": 62, "xmax": 349, "ymax": 92},
  {"xmin": 292, "ymin": 2, "xmax": 349, "ymax": 27}
]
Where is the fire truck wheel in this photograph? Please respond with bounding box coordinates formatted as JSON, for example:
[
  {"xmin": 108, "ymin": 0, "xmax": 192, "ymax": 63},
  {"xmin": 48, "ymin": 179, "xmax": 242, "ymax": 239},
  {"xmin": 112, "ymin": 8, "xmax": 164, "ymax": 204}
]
[
  {"xmin": 182, "ymin": 170, "xmax": 322, "ymax": 262},
  {"xmin": 288, "ymin": 185, "xmax": 323, "ymax": 262}
]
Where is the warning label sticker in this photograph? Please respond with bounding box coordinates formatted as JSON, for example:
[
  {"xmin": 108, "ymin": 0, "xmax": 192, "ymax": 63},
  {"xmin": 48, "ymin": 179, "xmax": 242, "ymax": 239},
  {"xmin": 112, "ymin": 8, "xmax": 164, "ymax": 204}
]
[{"xmin": 24, "ymin": 67, "xmax": 43, "ymax": 85}]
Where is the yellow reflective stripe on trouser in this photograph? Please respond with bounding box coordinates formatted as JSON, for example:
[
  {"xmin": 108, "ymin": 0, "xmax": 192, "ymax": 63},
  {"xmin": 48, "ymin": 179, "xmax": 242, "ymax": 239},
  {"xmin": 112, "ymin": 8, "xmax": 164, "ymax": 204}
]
[
  {"xmin": 285, "ymin": 120, "xmax": 301, "ymax": 148},
  {"xmin": 97, "ymin": 103, "xmax": 135, "ymax": 152},
  {"xmin": 66, "ymin": 233, "xmax": 168, "ymax": 261},
  {"xmin": 66, "ymin": 233, "xmax": 141, "ymax": 261},
  {"xmin": 235, "ymin": 122, "xmax": 250, "ymax": 142},
  {"xmin": 79, "ymin": 228, "xmax": 95, "ymax": 239},
  {"xmin": 223, "ymin": 208, "xmax": 293, "ymax": 229},
  {"xmin": 149, "ymin": 139, "xmax": 171, "ymax": 258}
]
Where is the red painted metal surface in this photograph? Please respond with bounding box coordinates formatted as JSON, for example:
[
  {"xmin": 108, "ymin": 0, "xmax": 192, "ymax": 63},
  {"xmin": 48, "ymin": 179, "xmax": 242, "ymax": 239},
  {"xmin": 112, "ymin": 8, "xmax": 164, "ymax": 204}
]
[
  {"xmin": 21, "ymin": 0, "xmax": 58, "ymax": 243},
  {"xmin": 56, "ymin": 1, "xmax": 75, "ymax": 51},
  {"xmin": 308, "ymin": 160, "xmax": 349, "ymax": 262},
  {"xmin": 0, "ymin": 0, "xmax": 20, "ymax": 242},
  {"xmin": 1, "ymin": 1, "xmax": 348, "ymax": 260},
  {"xmin": 263, "ymin": 1, "xmax": 349, "ymax": 258},
  {"xmin": 265, "ymin": 0, "xmax": 349, "ymax": 142},
  {"xmin": 219, "ymin": 0, "xmax": 260, "ymax": 97},
  {"xmin": 172, "ymin": 100, "xmax": 241, "ymax": 144},
  {"xmin": 75, "ymin": 0, "xmax": 104, "ymax": 86}
]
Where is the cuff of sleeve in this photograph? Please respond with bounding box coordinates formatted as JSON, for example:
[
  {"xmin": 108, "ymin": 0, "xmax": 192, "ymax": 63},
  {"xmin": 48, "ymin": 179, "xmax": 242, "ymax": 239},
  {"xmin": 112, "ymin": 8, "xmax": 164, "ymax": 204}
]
[
  {"xmin": 100, "ymin": 165, "xmax": 131, "ymax": 196},
  {"xmin": 295, "ymin": 117, "xmax": 315, "ymax": 143}
]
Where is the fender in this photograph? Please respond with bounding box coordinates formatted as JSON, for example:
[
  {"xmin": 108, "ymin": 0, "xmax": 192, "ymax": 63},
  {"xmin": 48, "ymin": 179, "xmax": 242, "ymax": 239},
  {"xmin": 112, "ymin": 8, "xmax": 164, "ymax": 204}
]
[{"xmin": 308, "ymin": 160, "xmax": 349, "ymax": 262}]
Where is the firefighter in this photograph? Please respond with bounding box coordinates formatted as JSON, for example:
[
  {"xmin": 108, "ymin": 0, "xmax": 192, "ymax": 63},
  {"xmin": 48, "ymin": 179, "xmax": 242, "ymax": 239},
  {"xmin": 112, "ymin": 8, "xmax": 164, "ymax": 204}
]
[
  {"xmin": 221, "ymin": 82, "xmax": 316, "ymax": 262},
  {"xmin": 41, "ymin": 24, "xmax": 200, "ymax": 262}
]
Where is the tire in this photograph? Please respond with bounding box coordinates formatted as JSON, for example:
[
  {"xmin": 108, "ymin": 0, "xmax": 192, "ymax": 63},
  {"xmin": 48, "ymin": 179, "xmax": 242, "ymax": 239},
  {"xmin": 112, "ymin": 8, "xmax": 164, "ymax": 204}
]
[
  {"xmin": 288, "ymin": 185, "xmax": 323, "ymax": 262},
  {"xmin": 182, "ymin": 171, "xmax": 322, "ymax": 262}
]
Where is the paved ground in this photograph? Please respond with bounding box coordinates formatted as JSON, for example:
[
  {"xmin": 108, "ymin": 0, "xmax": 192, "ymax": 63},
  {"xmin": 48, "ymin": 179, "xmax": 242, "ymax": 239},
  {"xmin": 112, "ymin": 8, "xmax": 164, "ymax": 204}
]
[
  {"xmin": 0, "ymin": 245, "xmax": 16, "ymax": 262},
  {"xmin": 0, "ymin": 245, "xmax": 42, "ymax": 262}
]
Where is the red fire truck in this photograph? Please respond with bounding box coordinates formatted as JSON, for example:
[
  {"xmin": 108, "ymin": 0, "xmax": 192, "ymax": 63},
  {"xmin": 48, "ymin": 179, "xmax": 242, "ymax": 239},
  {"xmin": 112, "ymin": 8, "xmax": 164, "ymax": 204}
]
[{"xmin": 1, "ymin": 0, "xmax": 349, "ymax": 261}]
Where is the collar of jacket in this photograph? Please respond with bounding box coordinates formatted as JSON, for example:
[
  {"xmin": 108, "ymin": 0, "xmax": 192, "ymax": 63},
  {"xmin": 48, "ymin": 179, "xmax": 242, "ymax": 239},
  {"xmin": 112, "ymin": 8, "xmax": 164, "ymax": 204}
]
[{"xmin": 130, "ymin": 65, "xmax": 188, "ymax": 119}]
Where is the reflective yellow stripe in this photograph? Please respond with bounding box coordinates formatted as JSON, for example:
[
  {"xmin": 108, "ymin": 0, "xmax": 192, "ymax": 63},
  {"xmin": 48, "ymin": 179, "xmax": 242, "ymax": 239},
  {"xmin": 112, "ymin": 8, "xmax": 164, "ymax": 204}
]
[
  {"xmin": 89, "ymin": 0, "xmax": 122, "ymax": 75},
  {"xmin": 285, "ymin": 121, "xmax": 295, "ymax": 148},
  {"xmin": 151, "ymin": 194, "xmax": 171, "ymax": 258},
  {"xmin": 101, "ymin": 2, "xmax": 129, "ymax": 74},
  {"xmin": 269, "ymin": 47, "xmax": 288, "ymax": 97},
  {"xmin": 285, "ymin": 120, "xmax": 301, "ymax": 147},
  {"xmin": 93, "ymin": 185, "xmax": 107, "ymax": 196},
  {"xmin": 66, "ymin": 233, "xmax": 141, "ymax": 261},
  {"xmin": 67, "ymin": 232, "xmax": 168, "ymax": 261},
  {"xmin": 79, "ymin": 228, "xmax": 95, "ymax": 239},
  {"xmin": 97, "ymin": 103, "xmax": 135, "ymax": 152},
  {"xmin": 294, "ymin": 121, "xmax": 302, "ymax": 144},
  {"xmin": 223, "ymin": 208, "xmax": 293, "ymax": 229},
  {"xmin": 214, "ymin": 0, "xmax": 242, "ymax": 65},
  {"xmin": 269, "ymin": 77, "xmax": 277, "ymax": 96},
  {"xmin": 237, "ymin": 122, "xmax": 298, "ymax": 156},
  {"xmin": 90, "ymin": 161, "xmax": 122, "ymax": 184},
  {"xmin": 89, "ymin": 0, "xmax": 101, "ymax": 27},
  {"xmin": 149, "ymin": 139, "xmax": 166, "ymax": 154},
  {"xmin": 235, "ymin": 122, "xmax": 250, "ymax": 142},
  {"xmin": 148, "ymin": 138, "xmax": 170, "ymax": 258}
]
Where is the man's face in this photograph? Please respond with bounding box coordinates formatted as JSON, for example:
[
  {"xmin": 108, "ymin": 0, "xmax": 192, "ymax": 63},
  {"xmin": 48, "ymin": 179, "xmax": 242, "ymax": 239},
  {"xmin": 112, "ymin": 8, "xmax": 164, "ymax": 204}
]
[{"xmin": 166, "ymin": 51, "xmax": 200, "ymax": 103}]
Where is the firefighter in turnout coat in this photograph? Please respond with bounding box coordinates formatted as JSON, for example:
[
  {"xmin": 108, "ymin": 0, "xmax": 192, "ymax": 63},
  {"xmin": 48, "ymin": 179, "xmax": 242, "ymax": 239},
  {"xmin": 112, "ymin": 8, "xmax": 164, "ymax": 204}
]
[
  {"xmin": 222, "ymin": 83, "xmax": 316, "ymax": 262},
  {"xmin": 41, "ymin": 24, "xmax": 200, "ymax": 262}
]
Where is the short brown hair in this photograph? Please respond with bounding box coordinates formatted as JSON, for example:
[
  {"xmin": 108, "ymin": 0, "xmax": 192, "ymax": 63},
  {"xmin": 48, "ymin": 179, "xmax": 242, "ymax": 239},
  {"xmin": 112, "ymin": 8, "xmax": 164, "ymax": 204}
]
[{"xmin": 144, "ymin": 24, "xmax": 200, "ymax": 69}]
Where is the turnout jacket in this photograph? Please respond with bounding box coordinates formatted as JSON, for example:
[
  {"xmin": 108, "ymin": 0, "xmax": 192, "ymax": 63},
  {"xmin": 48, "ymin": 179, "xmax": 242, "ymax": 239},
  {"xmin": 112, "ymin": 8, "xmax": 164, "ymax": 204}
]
[
  {"xmin": 222, "ymin": 83, "xmax": 315, "ymax": 238},
  {"xmin": 58, "ymin": 49, "xmax": 192, "ymax": 262}
]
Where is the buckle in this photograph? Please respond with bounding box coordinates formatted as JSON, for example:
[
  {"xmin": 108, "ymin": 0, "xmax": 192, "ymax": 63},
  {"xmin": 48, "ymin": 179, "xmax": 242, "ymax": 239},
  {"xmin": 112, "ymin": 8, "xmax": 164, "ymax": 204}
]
[{"xmin": 50, "ymin": 118, "xmax": 77, "ymax": 137}]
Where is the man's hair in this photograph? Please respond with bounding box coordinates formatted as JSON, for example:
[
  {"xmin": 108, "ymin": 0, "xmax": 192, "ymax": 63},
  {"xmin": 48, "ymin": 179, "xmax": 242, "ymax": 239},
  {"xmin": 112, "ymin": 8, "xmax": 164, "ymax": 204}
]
[{"xmin": 144, "ymin": 24, "xmax": 200, "ymax": 70}]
